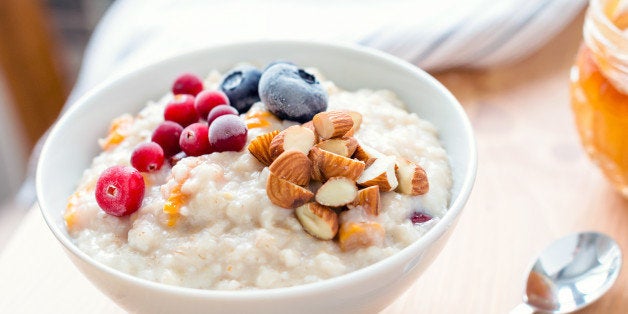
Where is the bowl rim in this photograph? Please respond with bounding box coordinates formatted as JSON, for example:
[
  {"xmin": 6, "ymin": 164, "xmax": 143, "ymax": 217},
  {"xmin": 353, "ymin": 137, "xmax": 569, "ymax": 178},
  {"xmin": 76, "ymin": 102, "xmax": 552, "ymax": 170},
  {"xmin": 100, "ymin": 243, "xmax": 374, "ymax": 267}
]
[{"xmin": 36, "ymin": 39, "xmax": 477, "ymax": 299}]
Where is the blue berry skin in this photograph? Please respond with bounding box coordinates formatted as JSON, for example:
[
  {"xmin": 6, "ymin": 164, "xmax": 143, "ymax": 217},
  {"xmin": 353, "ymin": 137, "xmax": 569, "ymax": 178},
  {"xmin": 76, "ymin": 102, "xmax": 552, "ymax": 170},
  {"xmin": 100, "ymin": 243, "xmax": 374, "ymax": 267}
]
[
  {"xmin": 259, "ymin": 64, "xmax": 328, "ymax": 123},
  {"xmin": 263, "ymin": 60, "xmax": 294, "ymax": 71},
  {"xmin": 219, "ymin": 66, "xmax": 262, "ymax": 114}
]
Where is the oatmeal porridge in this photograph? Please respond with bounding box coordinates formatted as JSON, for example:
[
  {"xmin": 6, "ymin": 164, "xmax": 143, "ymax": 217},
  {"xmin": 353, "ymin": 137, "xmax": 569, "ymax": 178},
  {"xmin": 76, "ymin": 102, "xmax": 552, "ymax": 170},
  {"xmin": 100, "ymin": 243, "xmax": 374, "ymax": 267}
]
[{"xmin": 64, "ymin": 62, "xmax": 452, "ymax": 290}]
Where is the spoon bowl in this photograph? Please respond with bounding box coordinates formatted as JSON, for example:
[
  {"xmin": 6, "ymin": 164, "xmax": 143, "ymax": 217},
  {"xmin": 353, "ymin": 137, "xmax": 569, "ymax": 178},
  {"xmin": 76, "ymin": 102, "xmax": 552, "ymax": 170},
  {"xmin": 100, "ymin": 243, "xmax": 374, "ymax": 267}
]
[{"xmin": 517, "ymin": 232, "xmax": 622, "ymax": 314}]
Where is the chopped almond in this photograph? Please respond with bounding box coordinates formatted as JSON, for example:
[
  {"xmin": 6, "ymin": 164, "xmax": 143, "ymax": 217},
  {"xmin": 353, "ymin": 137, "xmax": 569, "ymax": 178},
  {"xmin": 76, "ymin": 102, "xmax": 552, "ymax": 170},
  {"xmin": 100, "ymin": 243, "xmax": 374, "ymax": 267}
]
[
  {"xmin": 301, "ymin": 121, "xmax": 318, "ymax": 142},
  {"xmin": 338, "ymin": 221, "xmax": 385, "ymax": 251},
  {"xmin": 269, "ymin": 150, "xmax": 311, "ymax": 186},
  {"xmin": 295, "ymin": 202, "xmax": 339, "ymax": 240},
  {"xmin": 395, "ymin": 157, "xmax": 429, "ymax": 195},
  {"xmin": 315, "ymin": 177, "xmax": 358, "ymax": 207},
  {"xmin": 352, "ymin": 145, "xmax": 370, "ymax": 162},
  {"xmin": 315, "ymin": 137, "xmax": 358, "ymax": 157},
  {"xmin": 310, "ymin": 147, "xmax": 365, "ymax": 181},
  {"xmin": 312, "ymin": 111, "xmax": 354, "ymax": 139},
  {"xmin": 248, "ymin": 130, "xmax": 280, "ymax": 166},
  {"xmin": 302, "ymin": 121, "xmax": 315, "ymax": 132},
  {"xmin": 308, "ymin": 147, "xmax": 326, "ymax": 182},
  {"xmin": 356, "ymin": 155, "xmax": 398, "ymax": 191},
  {"xmin": 266, "ymin": 172, "xmax": 314, "ymax": 209},
  {"xmin": 269, "ymin": 125, "xmax": 316, "ymax": 160},
  {"xmin": 348, "ymin": 185, "xmax": 381, "ymax": 216},
  {"xmin": 352, "ymin": 143, "xmax": 381, "ymax": 167},
  {"xmin": 342, "ymin": 110, "xmax": 363, "ymax": 137}
]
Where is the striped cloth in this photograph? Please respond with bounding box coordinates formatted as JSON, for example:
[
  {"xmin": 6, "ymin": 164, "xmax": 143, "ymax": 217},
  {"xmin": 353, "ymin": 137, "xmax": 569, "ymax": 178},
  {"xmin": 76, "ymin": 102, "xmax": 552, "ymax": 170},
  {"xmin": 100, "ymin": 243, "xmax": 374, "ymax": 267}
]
[{"xmin": 69, "ymin": 0, "xmax": 587, "ymax": 105}]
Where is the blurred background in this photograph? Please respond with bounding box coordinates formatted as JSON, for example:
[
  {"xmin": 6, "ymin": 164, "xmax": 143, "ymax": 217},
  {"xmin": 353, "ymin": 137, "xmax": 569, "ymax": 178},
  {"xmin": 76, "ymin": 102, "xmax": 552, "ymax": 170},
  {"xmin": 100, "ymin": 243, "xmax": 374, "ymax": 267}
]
[
  {"xmin": 2, "ymin": 1, "xmax": 627, "ymax": 312},
  {"xmin": 0, "ymin": 0, "xmax": 112, "ymax": 242}
]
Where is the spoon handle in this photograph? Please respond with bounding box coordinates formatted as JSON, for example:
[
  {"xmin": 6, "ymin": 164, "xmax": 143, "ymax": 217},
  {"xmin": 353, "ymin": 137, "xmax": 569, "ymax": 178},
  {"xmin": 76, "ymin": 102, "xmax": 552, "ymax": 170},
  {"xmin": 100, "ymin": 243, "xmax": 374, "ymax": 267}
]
[{"xmin": 510, "ymin": 303, "xmax": 536, "ymax": 314}]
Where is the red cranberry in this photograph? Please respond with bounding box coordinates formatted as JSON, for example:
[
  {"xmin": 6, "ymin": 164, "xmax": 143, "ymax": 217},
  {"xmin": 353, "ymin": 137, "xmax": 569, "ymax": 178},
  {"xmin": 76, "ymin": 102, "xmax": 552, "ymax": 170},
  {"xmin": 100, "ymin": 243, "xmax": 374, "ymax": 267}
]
[
  {"xmin": 209, "ymin": 115, "xmax": 248, "ymax": 152},
  {"xmin": 95, "ymin": 166, "xmax": 145, "ymax": 216},
  {"xmin": 410, "ymin": 212, "xmax": 432, "ymax": 224},
  {"xmin": 151, "ymin": 121, "xmax": 183, "ymax": 157},
  {"xmin": 172, "ymin": 73, "xmax": 204, "ymax": 96},
  {"xmin": 164, "ymin": 94, "xmax": 199, "ymax": 127},
  {"xmin": 179, "ymin": 122, "xmax": 211, "ymax": 156},
  {"xmin": 207, "ymin": 104, "xmax": 238, "ymax": 125},
  {"xmin": 131, "ymin": 142, "xmax": 164, "ymax": 172},
  {"xmin": 195, "ymin": 90, "xmax": 230, "ymax": 120}
]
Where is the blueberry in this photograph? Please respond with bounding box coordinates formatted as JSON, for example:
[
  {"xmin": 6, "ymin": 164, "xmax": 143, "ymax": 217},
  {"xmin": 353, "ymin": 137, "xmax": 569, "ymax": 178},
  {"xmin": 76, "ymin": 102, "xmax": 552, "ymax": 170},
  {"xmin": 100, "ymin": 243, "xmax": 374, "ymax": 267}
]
[
  {"xmin": 263, "ymin": 60, "xmax": 294, "ymax": 71},
  {"xmin": 259, "ymin": 64, "xmax": 328, "ymax": 123},
  {"xmin": 219, "ymin": 66, "xmax": 262, "ymax": 114}
]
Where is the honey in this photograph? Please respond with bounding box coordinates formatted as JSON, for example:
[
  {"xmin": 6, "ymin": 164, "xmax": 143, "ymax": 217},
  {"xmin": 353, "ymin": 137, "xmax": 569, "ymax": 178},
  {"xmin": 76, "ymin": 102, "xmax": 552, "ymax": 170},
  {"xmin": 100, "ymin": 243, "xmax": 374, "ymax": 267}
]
[
  {"xmin": 163, "ymin": 184, "xmax": 187, "ymax": 227},
  {"xmin": 162, "ymin": 159, "xmax": 201, "ymax": 227},
  {"xmin": 570, "ymin": 0, "xmax": 628, "ymax": 197},
  {"xmin": 244, "ymin": 110, "xmax": 273, "ymax": 129},
  {"xmin": 98, "ymin": 114, "xmax": 133, "ymax": 150},
  {"xmin": 64, "ymin": 190, "xmax": 85, "ymax": 231}
]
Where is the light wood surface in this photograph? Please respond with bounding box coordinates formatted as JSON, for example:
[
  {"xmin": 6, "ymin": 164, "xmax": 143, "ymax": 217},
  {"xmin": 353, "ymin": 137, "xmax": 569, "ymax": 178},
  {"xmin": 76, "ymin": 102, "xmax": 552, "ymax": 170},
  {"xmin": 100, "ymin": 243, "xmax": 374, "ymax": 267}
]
[
  {"xmin": 0, "ymin": 10, "xmax": 626, "ymax": 314},
  {"xmin": 0, "ymin": 0, "xmax": 67, "ymax": 148}
]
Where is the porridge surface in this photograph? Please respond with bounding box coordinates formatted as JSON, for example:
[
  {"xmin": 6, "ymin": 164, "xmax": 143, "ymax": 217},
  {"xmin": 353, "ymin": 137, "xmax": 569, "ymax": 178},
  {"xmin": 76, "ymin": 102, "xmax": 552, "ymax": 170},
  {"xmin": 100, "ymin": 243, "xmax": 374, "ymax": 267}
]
[{"xmin": 65, "ymin": 69, "xmax": 452, "ymax": 290}]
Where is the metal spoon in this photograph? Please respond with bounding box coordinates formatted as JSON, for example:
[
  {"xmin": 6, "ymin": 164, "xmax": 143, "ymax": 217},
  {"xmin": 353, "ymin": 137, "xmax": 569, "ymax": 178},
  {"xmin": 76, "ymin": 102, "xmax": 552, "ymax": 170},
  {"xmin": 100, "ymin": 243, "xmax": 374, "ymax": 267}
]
[{"xmin": 511, "ymin": 232, "xmax": 622, "ymax": 314}]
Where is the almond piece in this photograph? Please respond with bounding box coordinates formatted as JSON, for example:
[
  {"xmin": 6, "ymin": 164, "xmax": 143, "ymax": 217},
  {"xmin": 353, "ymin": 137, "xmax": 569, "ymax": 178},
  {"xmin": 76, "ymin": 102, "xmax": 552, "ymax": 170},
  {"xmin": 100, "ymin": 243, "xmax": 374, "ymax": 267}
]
[
  {"xmin": 395, "ymin": 157, "xmax": 429, "ymax": 195},
  {"xmin": 337, "ymin": 221, "xmax": 385, "ymax": 251},
  {"xmin": 315, "ymin": 177, "xmax": 358, "ymax": 207},
  {"xmin": 352, "ymin": 143, "xmax": 382, "ymax": 167},
  {"xmin": 342, "ymin": 110, "xmax": 363, "ymax": 137},
  {"xmin": 269, "ymin": 150, "xmax": 312, "ymax": 186},
  {"xmin": 266, "ymin": 172, "xmax": 314, "ymax": 209},
  {"xmin": 295, "ymin": 202, "xmax": 339, "ymax": 240},
  {"xmin": 352, "ymin": 145, "xmax": 370, "ymax": 161},
  {"xmin": 302, "ymin": 121, "xmax": 317, "ymax": 136},
  {"xmin": 348, "ymin": 185, "xmax": 381, "ymax": 216},
  {"xmin": 308, "ymin": 146, "xmax": 326, "ymax": 182},
  {"xmin": 310, "ymin": 147, "xmax": 365, "ymax": 181},
  {"xmin": 312, "ymin": 111, "xmax": 354, "ymax": 139},
  {"xmin": 302, "ymin": 121, "xmax": 320, "ymax": 144},
  {"xmin": 315, "ymin": 137, "xmax": 358, "ymax": 157},
  {"xmin": 352, "ymin": 145, "xmax": 374, "ymax": 167},
  {"xmin": 356, "ymin": 155, "xmax": 398, "ymax": 191},
  {"xmin": 248, "ymin": 130, "xmax": 280, "ymax": 166},
  {"xmin": 269, "ymin": 125, "xmax": 316, "ymax": 160}
]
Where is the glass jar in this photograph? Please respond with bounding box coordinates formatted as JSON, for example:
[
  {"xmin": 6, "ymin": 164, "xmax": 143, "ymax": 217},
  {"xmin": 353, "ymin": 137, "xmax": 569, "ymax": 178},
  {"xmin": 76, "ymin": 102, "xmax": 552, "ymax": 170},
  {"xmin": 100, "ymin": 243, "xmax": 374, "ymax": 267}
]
[{"xmin": 570, "ymin": 0, "xmax": 628, "ymax": 197}]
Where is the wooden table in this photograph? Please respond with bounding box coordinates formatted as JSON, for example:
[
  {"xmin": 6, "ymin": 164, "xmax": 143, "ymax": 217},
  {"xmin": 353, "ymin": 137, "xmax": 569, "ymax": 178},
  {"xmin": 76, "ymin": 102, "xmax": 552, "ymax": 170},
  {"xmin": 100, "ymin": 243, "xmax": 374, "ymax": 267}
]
[
  {"xmin": 0, "ymin": 0, "xmax": 67, "ymax": 149},
  {"xmin": 0, "ymin": 10, "xmax": 626, "ymax": 314}
]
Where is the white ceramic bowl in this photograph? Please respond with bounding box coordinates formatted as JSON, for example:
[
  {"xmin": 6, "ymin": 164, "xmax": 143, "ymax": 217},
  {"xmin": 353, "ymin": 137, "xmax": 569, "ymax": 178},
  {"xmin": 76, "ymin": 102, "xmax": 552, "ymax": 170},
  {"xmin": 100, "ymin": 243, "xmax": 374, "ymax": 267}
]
[{"xmin": 37, "ymin": 40, "xmax": 476, "ymax": 314}]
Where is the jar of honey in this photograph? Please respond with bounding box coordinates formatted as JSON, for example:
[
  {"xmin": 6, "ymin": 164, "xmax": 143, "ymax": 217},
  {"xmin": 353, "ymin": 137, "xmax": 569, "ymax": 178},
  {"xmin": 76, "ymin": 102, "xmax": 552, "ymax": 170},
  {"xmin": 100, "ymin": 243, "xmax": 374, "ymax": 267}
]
[{"xmin": 571, "ymin": 0, "xmax": 628, "ymax": 197}]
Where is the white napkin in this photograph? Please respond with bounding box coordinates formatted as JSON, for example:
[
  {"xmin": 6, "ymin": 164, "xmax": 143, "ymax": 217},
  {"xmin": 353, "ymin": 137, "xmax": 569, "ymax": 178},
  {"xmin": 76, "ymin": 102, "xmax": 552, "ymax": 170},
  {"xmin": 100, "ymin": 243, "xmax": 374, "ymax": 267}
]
[{"xmin": 69, "ymin": 0, "xmax": 587, "ymax": 105}]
